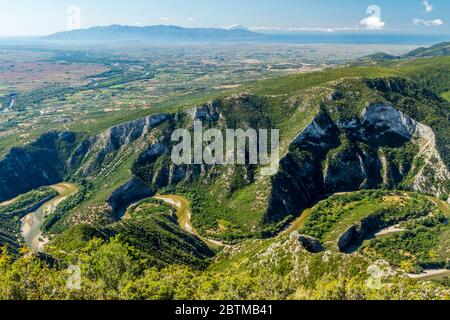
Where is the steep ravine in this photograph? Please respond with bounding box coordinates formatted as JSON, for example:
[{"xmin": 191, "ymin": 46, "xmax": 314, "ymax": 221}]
[
  {"xmin": 265, "ymin": 103, "xmax": 450, "ymax": 224},
  {"xmin": 0, "ymin": 79, "xmax": 448, "ymax": 239}
]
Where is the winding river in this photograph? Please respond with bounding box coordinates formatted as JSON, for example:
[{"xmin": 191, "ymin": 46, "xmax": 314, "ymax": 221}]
[
  {"xmin": 21, "ymin": 183, "xmax": 78, "ymax": 252},
  {"xmin": 154, "ymin": 195, "xmax": 225, "ymax": 249},
  {"xmin": 17, "ymin": 185, "xmax": 448, "ymax": 281}
]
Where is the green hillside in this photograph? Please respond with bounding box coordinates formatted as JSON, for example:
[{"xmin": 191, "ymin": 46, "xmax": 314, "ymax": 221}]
[
  {"xmin": 405, "ymin": 42, "xmax": 450, "ymax": 58},
  {"xmin": 1, "ymin": 190, "xmax": 448, "ymax": 300},
  {"xmin": 0, "ymin": 53, "xmax": 449, "ymax": 300}
]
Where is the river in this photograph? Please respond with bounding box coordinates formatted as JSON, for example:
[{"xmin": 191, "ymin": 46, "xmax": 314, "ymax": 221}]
[
  {"xmin": 21, "ymin": 183, "xmax": 78, "ymax": 252},
  {"xmin": 154, "ymin": 195, "xmax": 224, "ymax": 249}
]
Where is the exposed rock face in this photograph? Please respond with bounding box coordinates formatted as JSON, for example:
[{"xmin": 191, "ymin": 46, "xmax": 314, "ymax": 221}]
[
  {"xmin": 411, "ymin": 122, "xmax": 450, "ymax": 198},
  {"xmin": 0, "ymin": 132, "xmax": 76, "ymax": 202},
  {"xmin": 187, "ymin": 100, "xmax": 221, "ymax": 121},
  {"xmin": 324, "ymin": 146, "xmax": 368, "ymax": 191},
  {"xmin": 337, "ymin": 214, "xmax": 383, "ymax": 253},
  {"xmin": 0, "ymin": 79, "xmax": 448, "ymax": 238},
  {"xmin": 266, "ymin": 112, "xmax": 339, "ymax": 222},
  {"xmin": 0, "ymin": 114, "xmax": 170, "ymax": 202},
  {"xmin": 298, "ymin": 235, "xmax": 325, "ymax": 253},
  {"xmin": 293, "ymin": 111, "xmax": 340, "ymax": 151},
  {"xmin": 107, "ymin": 177, "xmax": 154, "ymax": 213},
  {"xmin": 70, "ymin": 114, "xmax": 170, "ymax": 177},
  {"xmin": 265, "ymin": 103, "xmax": 449, "ymax": 222},
  {"xmin": 361, "ymin": 104, "xmax": 416, "ymax": 146}
]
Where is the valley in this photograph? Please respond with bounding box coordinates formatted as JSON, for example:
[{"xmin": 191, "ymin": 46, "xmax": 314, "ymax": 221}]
[
  {"xmin": 0, "ymin": 42, "xmax": 414, "ymax": 157},
  {"xmin": 0, "ymin": 39, "xmax": 449, "ymax": 300}
]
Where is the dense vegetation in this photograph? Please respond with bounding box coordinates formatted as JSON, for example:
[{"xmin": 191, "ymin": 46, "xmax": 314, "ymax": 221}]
[
  {"xmin": 300, "ymin": 191, "xmax": 433, "ymax": 245},
  {"xmin": 361, "ymin": 214, "xmax": 449, "ymax": 271},
  {"xmin": 52, "ymin": 198, "xmax": 214, "ymax": 269},
  {"xmin": 0, "ymin": 232, "xmax": 448, "ymax": 300}
]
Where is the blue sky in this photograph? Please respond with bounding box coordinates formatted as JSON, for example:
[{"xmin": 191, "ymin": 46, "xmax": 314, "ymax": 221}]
[{"xmin": 0, "ymin": 0, "xmax": 449, "ymax": 36}]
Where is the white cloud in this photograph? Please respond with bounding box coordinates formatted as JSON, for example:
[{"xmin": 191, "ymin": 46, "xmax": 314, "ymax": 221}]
[
  {"xmin": 249, "ymin": 6, "xmax": 387, "ymax": 34},
  {"xmin": 359, "ymin": 16, "xmax": 385, "ymax": 30},
  {"xmin": 188, "ymin": 17, "xmax": 195, "ymax": 21},
  {"xmin": 413, "ymin": 18, "xmax": 443, "ymax": 26},
  {"xmin": 359, "ymin": 5, "xmax": 385, "ymax": 30},
  {"xmin": 422, "ymin": 0, "xmax": 433, "ymax": 13},
  {"xmin": 159, "ymin": 17, "xmax": 171, "ymax": 22}
]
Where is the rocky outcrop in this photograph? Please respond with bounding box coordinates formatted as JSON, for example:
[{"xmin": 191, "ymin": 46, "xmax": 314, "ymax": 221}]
[
  {"xmin": 293, "ymin": 111, "xmax": 340, "ymax": 152},
  {"xmin": 298, "ymin": 235, "xmax": 325, "ymax": 253},
  {"xmin": 337, "ymin": 214, "xmax": 383, "ymax": 253},
  {"xmin": 411, "ymin": 122, "xmax": 450, "ymax": 198},
  {"xmin": 361, "ymin": 104, "xmax": 416, "ymax": 147},
  {"xmin": 187, "ymin": 100, "xmax": 221, "ymax": 121},
  {"xmin": 265, "ymin": 112, "xmax": 339, "ymax": 223},
  {"xmin": 324, "ymin": 146, "xmax": 368, "ymax": 191},
  {"xmin": 0, "ymin": 114, "xmax": 170, "ymax": 203}
]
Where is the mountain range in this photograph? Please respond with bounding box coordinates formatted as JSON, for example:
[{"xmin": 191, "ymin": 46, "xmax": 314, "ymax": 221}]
[{"xmin": 44, "ymin": 24, "xmax": 264, "ymax": 42}]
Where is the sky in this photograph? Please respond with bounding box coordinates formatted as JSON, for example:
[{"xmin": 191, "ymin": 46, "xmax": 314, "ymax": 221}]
[{"xmin": 0, "ymin": 0, "xmax": 449, "ymax": 36}]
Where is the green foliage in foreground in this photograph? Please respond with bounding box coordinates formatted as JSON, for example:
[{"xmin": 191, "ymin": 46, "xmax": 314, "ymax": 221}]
[
  {"xmin": 0, "ymin": 190, "xmax": 447, "ymax": 300},
  {"xmin": 443, "ymin": 90, "xmax": 450, "ymax": 102},
  {"xmin": 0, "ymin": 236, "xmax": 448, "ymax": 300}
]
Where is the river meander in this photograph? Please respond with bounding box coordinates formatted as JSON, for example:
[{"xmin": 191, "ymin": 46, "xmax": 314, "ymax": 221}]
[{"xmin": 21, "ymin": 183, "xmax": 78, "ymax": 252}]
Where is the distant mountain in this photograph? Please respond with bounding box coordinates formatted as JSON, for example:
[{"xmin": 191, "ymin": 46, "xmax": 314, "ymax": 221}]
[
  {"xmin": 225, "ymin": 24, "xmax": 251, "ymax": 31},
  {"xmin": 353, "ymin": 52, "xmax": 401, "ymax": 65},
  {"xmin": 44, "ymin": 25, "xmax": 264, "ymax": 42},
  {"xmin": 405, "ymin": 41, "xmax": 450, "ymax": 58},
  {"xmin": 353, "ymin": 41, "xmax": 450, "ymax": 65}
]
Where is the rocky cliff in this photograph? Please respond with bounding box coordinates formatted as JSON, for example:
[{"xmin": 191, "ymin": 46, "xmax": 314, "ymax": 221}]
[
  {"xmin": 0, "ymin": 132, "xmax": 76, "ymax": 202},
  {"xmin": 266, "ymin": 101, "xmax": 450, "ymax": 222}
]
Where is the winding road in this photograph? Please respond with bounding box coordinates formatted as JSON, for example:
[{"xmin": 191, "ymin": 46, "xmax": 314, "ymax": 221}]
[{"xmin": 21, "ymin": 183, "xmax": 78, "ymax": 252}]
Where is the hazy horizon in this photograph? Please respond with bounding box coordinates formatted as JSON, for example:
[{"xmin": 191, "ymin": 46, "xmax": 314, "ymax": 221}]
[{"xmin": 0, "ymin": 0, "xmax": 449, "ymax": 37}]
